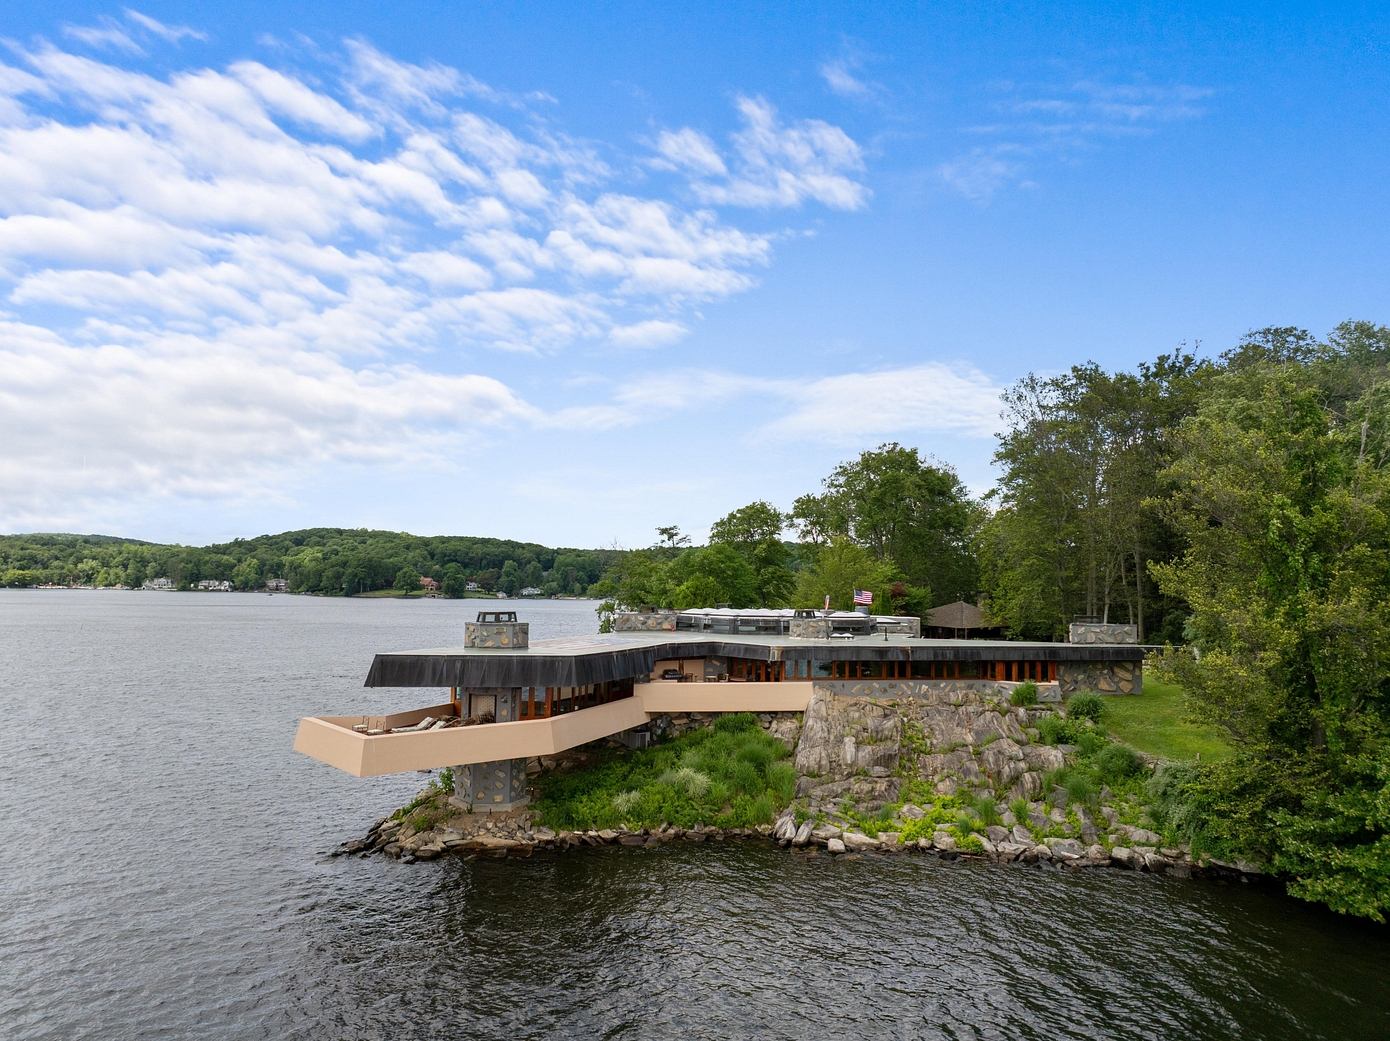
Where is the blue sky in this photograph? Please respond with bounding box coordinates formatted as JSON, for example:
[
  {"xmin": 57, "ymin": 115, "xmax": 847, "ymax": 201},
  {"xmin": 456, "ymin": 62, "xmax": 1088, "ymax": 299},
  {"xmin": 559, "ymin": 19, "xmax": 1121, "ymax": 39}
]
[{"xmin": 2, "ymin": 2, "xmax": 1386, "ymax": 548}]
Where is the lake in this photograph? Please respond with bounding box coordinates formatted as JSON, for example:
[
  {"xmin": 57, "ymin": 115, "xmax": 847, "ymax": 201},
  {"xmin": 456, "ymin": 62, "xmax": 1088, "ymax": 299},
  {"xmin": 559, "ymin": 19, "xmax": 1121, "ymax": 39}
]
[{"xmin": 1, "ymin": 590, "xmax": 1385, "ymax": 1040}]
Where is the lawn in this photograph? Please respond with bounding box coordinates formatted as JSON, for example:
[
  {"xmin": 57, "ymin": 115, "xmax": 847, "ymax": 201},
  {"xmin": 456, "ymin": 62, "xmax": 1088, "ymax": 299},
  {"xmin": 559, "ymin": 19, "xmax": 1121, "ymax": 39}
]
[{"xmin": 1101, "ymin": 679, "xmax": 1232, "ymax": 763}]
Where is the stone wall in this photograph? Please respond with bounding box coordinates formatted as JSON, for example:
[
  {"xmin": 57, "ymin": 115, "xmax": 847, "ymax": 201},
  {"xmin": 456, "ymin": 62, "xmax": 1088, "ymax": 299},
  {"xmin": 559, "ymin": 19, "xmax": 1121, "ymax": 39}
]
[
  {"xmin": 814, "ymin": 679, "xmax": 1061, "ymax": 703},
  {"xmin": 788, "ymin": 617, "xmax": 832, "ymax": 639},
  {"xmin": 1057, "ymin": 660, "xmax": 1142, "ymax": 694},
  {"xmin": 613, "ymin": 611, "xmax": 678, "ymax": 632},
  {"xmin": 1067, "ymin": 622, "xmax": 1138, "ymax": 645},
  {"xmin": 646, "ymin": 710, "xmax": 802, "ymax": 749},
  {"xmin": 464, "ymin": 621, "xmax": 530, "ymax": 648}
]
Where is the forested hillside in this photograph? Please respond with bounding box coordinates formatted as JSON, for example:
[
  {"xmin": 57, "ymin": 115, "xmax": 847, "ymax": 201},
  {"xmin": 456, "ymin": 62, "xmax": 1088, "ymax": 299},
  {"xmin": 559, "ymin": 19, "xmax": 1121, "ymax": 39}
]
[{"xmin": 0, "ymin": 528, "xmax": 621, "ymax": 597}]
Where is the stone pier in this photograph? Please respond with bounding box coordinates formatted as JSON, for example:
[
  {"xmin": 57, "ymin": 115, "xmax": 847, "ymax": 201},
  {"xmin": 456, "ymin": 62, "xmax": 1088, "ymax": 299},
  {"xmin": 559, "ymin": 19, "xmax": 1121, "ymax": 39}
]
[{"xmin": 450, "ymin": 613, "xmax": 532, "ymax": 812}]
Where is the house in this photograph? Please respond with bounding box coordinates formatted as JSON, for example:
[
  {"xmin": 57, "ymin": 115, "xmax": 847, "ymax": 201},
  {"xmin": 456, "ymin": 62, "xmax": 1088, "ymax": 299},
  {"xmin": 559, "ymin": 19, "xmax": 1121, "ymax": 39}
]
[
  {"xmin": 418, "ymin": 576, "xmax": 439, "ymax": 592},
  {"xmin": 265, "ymin": 578, "xmax": 288, "ymax": 592},
  {"xmin": 465, "ymin": 581, "xmax": 481, "ymax": 592},
  {"xmin": 142, "ymin": 577, "xmax": 175, "ymax": 591},
  {"xmin": 519, "ymin": 586, "xmax": 544, "ymax": 597},
  {"xmin": 195, "ymin": 579, "xmax": 232, "ymax": 591},
  {"xmin": 294, "ymin": 607, "xmax": 1143, "ymax": 810}
]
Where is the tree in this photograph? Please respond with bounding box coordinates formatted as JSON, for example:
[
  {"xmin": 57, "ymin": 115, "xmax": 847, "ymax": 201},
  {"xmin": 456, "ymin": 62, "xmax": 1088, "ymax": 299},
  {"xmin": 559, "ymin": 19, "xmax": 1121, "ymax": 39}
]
[
  {"xmin": 709, "ymin": 501, "xmax": 795, "ymax": 606},
  {"xmin": 440, "ymin": 563, "xmax": 469, "ymax": 599},
  {"xmin": 654, "ymin": 525, "xmax": 690, "ymax": 552},
  {"xmin": 393, "ymin": 566, "xmax": 421, "ymax": 595},
  {"xmin": 1152, "ymin": 351, "xmax": 1390, "ymax": 920},
  {"xmin": 792, "ymin": 538, "xmax": 904, "ymax": 613},
  {"xmin": 498, "ymin": 559, "xmax": 522, "ymax": 596},
  {"xmin": 668, "ymin": 544, "xmax": 759, "ymax": 608},
  {"xmin": 792, "ymin": 444, "xmax": 980, "ymax": 604},
  {"xmin": 982, "ymin": 353, "xmax": 1212, "ymax": 640},
  {"xmin": 231, "ymin": 557, "xmax": 261, "ymax": 590}
]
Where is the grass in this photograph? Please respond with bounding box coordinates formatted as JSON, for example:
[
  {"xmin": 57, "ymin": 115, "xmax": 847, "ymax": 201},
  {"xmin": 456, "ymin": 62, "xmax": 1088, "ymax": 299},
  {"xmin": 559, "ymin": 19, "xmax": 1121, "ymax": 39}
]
[
  {"xmin": 533, "ymin": 713, "xmax": 795, "ymax": 831},
  {"xmin": 1101, "ymin": 680, "xmax": 1232, "ymax": 763}
]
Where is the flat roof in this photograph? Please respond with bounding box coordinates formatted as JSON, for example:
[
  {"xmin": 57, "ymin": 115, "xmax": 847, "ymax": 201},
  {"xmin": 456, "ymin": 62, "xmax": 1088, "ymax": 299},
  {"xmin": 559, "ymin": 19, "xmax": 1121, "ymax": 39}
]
[{"xmin": 364, "ymin": 630, "xmax": 1145, "ymax": 688}]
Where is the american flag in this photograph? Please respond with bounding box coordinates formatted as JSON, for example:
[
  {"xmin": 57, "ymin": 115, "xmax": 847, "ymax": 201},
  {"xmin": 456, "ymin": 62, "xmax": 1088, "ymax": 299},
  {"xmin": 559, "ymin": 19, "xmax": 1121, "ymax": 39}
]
[{"xmin": 853, "ymin": 588, "xmax": 873, "ymax": 606}]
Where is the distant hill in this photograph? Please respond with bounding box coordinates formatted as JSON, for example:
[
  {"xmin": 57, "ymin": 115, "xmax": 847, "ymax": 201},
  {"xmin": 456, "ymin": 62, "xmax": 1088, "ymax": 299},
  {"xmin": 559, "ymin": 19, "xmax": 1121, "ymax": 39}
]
[{"xmin": 0, "ymin": 527, "xmax": 623, "ymax": 597}]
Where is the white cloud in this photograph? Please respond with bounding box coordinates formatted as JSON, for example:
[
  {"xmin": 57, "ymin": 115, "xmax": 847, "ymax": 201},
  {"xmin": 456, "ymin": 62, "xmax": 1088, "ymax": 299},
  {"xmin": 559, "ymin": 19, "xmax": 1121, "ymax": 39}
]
[
  {"xmin": 609, "ymin": 319, "xmax": 689, "ymax": 349},
  {"xmin": 63, "ymin": 22, "xmax": 145, "ymax": 55},
  {"xmin": 819, "ymin": 59, "xmax": 869, "ymax": 99},
  {"xmin": 123, "ymin": 10, "xmax": 208, "ymax": 44},
  {"xmin": 658, "ymin": 96, "xmax": 869, "ymax": 211},
  {"xmin": 653, "ymin": 127, "xmax": 726, "ymax": 175},
  {"xmin": 0, "ymin": 33, "xmax": 870, "ymax": 531},
  {"xmin": 608, "ymin": 362, "xmax": 1004, "ymax": 441},
  {"xmin": 938, "ymin": 148, "xmax": 1023, "ymax": 203},
  {"xmin": 939, "ymin": 77, "xmax": 1210, "ymax": 200},
  {"xmin": 759, "ymin": 363, "xmax": 1003, "ymax": 441}
]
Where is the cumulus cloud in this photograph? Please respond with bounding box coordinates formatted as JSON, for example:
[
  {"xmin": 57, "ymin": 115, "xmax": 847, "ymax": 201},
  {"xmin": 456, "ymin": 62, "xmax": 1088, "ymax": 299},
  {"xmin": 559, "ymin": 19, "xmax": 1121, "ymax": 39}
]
[
  {"xmin": 0, "ymin": 33, "xmax": 864, "ymax": 530},
  {"xmin": 653, "ymin": 96, "xmax": 869, "ymax": 210}
]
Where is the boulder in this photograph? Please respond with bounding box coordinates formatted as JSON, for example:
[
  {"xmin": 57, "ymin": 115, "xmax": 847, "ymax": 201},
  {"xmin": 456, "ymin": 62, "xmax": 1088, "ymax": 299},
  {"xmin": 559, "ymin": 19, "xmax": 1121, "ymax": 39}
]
[
  {"xmin": 1011, "ymin": 824, "xmax": 1035, "ymax": 845},
  {"xmin": 842, "ymin": 831, "xmax": 879, "ymax": 852},
  {"xmin": 931, "ymin": 832, "xmax": 957, "ymax": 852},
  {"xmin": 826, "ymin": 838, "xmax": 846, "ymax": 854},
  {"xmin": 811, "ymin": 825, "xmax": 842, "ymax": 842},
  {"xmin": 1043, "ymin": 838, "xmax": 1084, "ymax": 860},
  {"xmin": 994, "ymin": 841, "xmax": 1028, "ymax": 861},
  {"xmin": 792, "ymin": 821, "xmax": 814, "ymax": 847},
  {"xmin": 1110, "ymin": 846, "xmax": 1137, "ymax": 869},
  {"xmin": 1126, "ymin": 827, "xmax": 1163, "ymax": 846},
  {"xmin": 986, "ymin": 825, "xmax": 1010, "ymax": 844},
  {"xmin": 899, "ymin": 803, "xmax": 927, "ymax": 821}
]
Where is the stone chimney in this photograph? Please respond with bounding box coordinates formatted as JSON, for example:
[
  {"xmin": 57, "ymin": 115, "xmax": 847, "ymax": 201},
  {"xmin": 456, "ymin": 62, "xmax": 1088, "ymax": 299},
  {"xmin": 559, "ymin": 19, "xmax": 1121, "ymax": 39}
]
[{"xmin": 465, "ymin": 610, "xmax": 529, "ymax": 649}]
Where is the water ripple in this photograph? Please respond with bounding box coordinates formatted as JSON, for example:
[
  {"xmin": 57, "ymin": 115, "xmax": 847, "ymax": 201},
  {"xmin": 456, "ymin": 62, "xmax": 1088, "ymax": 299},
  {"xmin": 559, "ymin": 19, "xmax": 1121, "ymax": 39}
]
[{"xmin": 1, "ymin": 591, "xmax": 1387, "ymax": 1041}]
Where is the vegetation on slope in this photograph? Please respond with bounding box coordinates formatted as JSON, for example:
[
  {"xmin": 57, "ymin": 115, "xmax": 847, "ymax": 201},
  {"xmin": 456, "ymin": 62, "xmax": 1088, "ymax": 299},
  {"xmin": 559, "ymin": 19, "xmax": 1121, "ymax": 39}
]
[
  {"xmin": 1101, "ymin": 681, "xmax": 1231, "ymax": 763},
  {"xmin": 533, "ymin": 714, "xmax": 796, "ymax": 831}
]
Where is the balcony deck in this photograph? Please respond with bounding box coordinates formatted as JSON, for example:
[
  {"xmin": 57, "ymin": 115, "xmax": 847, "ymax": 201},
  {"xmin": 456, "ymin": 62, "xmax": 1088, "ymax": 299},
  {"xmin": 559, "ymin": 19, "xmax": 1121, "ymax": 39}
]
[{"xmin": 293, "ymin": 680, "xmax": 816, "ymax": 777}]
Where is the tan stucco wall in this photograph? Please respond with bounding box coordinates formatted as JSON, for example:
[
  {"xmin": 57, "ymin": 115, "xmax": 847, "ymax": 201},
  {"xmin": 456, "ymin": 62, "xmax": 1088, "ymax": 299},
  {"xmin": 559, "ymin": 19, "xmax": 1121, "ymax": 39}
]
[
  {"xmin": 638, "ymin": 681, "xmax": 812, "ymax": 713},
  {"xmin": 294, "ymin": 683, "xmax": 814, "ymax": 777}
]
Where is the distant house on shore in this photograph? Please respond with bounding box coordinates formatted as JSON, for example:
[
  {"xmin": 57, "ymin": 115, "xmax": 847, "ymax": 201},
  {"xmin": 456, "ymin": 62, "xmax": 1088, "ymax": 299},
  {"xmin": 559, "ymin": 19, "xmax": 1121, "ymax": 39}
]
[
  {"xmin": 142, "ymin": 577, "xmax": 175, "ymax": 591},
  {"xmin": 519, "ymin": 586, "xmax": 544, "ymax": 597},
  {"xmin": 465, "ymin": 581, "xmax": 481, "ymax": 592},
  {"xmin": 418, "ymin": 576, "xmax": 439, "ymax": 592},
  {"xmin": 265, "ymin": 578, "xmax": 288, "ymax": 592},
  {"xmin": 923, "ymin": 600, "xmax": 999, "ymax": 640},
  {"xmin": 195, "ymin": 579, "xmax": 232, "ymax": 592}
]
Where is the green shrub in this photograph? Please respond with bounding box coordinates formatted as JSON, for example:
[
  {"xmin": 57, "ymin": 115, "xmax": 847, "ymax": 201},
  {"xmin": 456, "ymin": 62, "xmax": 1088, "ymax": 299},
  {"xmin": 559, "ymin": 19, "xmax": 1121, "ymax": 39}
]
[
  {"xmin": 957, "ymin": 833, "xmax": 985, "ymax": 854},
  {"xmin": 1075, "ymin": 730, "xmax": 1107, "ymax": 756},
  {"xmin": 1064, "ymin": 772, "xmax": 1098, "ymax": 807},
  {"xmin": 972, "ymin": 794, "xmax": 1002, "ymax": 827},
  {"xmin": 1010, "ymin": 681, "xmax": 1039, "ymax": 706},
  {"xmin": 534, "ymin": 713, "xmax": 792, "ymax": 830},
  {"xmin": 1067, "ymin": 692, "xmax": 1105, "ymax": 722},
  {"xmin": 1008, "ymin": 797, "xmax": 1031, "ymax": 821},
  {"xmin": 1037, "ymin": 714, "xmax": 1080, "ymax": 745},
  {"xmin": 1095, "ymin": 743, "xmax": 1144, "ymax": 783},
  {"xmin": 714, "ymin": 712, "xmax": 759, "ymax": 733}
]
